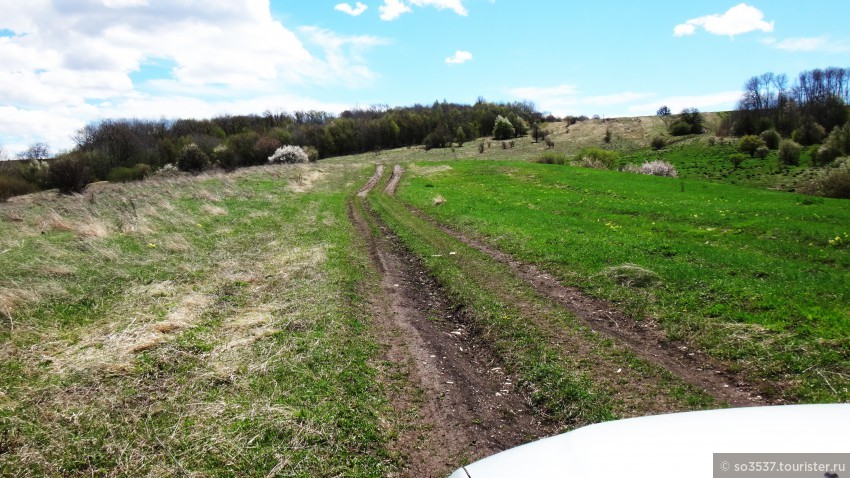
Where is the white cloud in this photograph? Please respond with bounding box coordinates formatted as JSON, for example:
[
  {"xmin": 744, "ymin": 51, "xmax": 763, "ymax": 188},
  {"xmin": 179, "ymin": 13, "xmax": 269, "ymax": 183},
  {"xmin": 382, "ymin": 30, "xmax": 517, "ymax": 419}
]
[
  {"xmin": 409, "ymin": 0, "xmax": 468, "ymax": 16},
  {"xmin": 764, "ymin": 36, "xmax": 850, "ymax": 53},
  {"xmin": 0, "ymin": 1, "xmax": 384, "ymax": 153},
  {"xmin": 674, "ymin": 3, "xmax": 773, "ymax": 37},
  {"xmin": 379, "ymin": 0, "xmax": 412, "ymax": 20},
  {"xmin": 379, "ymin": 0, "xmax": 467, "ymax": 20},
  {"xmin": 335, "ymin": 2, "xmax": 368, "ymax": 16},
  {"xmin": 445, "ymin": 50, "xmax": 472, "ymax": 64}
]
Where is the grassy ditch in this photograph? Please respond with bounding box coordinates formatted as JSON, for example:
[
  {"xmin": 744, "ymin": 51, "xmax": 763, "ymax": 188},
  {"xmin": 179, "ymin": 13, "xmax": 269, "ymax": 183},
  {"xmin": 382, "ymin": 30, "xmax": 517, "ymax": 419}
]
[
  {"xmin": 396, "ymin": 160, "xmax": 850, "ymax": 403},
  {"xmin": 367, "ymin": 186, "xmax": 716, "ymax": 427},
  {"xmin": 0, "ymin": 164, "xmax": 396, "ymax": 476}
]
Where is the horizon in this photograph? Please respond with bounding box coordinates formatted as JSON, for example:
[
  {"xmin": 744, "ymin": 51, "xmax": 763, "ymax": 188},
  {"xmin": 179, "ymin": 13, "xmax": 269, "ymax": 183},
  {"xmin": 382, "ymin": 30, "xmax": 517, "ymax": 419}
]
[{"xmin": 2, "ymin": 1, "xmax": 849, "ymax": 155}]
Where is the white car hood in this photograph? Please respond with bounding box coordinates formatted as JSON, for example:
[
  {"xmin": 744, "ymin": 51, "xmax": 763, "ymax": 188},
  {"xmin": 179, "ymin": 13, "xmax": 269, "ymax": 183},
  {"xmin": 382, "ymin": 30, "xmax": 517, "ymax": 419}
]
[{"xmin": 451, "ymin": 404, "xmax": 850, "ymax": 478}]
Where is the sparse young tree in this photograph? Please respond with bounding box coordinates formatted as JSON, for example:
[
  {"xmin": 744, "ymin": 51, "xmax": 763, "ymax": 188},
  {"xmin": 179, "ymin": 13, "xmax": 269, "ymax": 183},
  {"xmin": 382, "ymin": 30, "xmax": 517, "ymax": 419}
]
[
  {"xmin": 759, "ymin": 129, "xmax": 781, "ymax": 149},
  {"xmin": 656, "ymin": 106, "xmax": 671, "ymax": 117},
  {"xmin": 455, "ymin": 126, "xmax": 466, "ymax": 147},
  {"xmin": 738, "ymin": 135, "xmax": 766, "ymax": 157},
  {"xmin": 778, "ymin": 139, "xmax": 802, "ymax": 166},
  {"xmin": 729, "ymin": 153, "xmax": 747, "ymax": 169},
  {"xmin": 492, "ymin": 115, "xmax": 515, "ymax": 140}
]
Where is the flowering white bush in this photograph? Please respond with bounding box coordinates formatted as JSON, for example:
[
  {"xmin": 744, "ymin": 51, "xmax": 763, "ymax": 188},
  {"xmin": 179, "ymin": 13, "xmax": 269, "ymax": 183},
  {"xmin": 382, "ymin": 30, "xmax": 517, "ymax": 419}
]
[
  {"xmin": 268, "ymin": 145, "xmax": 308, "ymax": 164},
  {"xmin": 153, "ymin": 163, "xmax": 182, "ymax": 177},
  {"xmin": 639, "ymin": 160, "xmax": 678, "ymax": 177}
]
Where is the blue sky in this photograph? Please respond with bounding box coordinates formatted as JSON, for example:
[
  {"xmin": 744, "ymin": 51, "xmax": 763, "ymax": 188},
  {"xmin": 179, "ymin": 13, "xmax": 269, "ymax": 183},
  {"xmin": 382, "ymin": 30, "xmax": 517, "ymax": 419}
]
[{"xmin": 1, "ymin": 1, "xmax": 849, "ymax": 155}]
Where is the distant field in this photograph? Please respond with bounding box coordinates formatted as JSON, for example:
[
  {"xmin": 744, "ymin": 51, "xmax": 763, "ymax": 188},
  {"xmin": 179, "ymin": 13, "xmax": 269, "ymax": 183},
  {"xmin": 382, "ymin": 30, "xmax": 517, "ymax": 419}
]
[{"xmin": 396, "ymin": 160, "xmax": 850, "ymax": 402}]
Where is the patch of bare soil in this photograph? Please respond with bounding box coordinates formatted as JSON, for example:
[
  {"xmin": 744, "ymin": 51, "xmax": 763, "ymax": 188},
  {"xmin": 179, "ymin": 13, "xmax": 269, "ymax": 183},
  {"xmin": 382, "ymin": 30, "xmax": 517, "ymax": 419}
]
[
  {"xmin": 350, "ymin": 171, "xmax": 551, "ymax": 477},
  {"xmin": 358, "ymin": 164, "xmax": 385, "ymax": 198},
  {"xmin": 383, "ymin": 165, "xmax": 404, "ymax": 196},
  {"xmin": 405, "ymin": 205, "xmax": 766, "ymax": 408}
]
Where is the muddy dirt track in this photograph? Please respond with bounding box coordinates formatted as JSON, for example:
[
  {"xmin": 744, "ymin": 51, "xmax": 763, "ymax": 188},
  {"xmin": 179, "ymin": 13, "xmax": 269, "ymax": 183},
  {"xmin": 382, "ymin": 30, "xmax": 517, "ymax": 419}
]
[{"xmin": 351, "ymin": 166, "xmax": 552, "ymax": 477}]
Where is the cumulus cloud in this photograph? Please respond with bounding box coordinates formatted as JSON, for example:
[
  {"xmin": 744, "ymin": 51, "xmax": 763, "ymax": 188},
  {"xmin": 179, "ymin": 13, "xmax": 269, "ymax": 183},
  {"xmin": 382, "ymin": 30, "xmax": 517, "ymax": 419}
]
[
  {"xmin": 379, "ymin": 0, "xmax": 467, "ymax": 20},
  {"xmin": 335, "ymin": 2, "xmax": 368, "ymax": 16},
  {"xmin": 445, "ymin": 50, "xmax": 472, "ymax": 64},
  {"xmin": 380, "ymin": 0, "xmax": 412, "ymax": 20},
  {"xmin": 674, "ymin": 3, "xmax": 773, "ymax": 37},
  {"xmin": 0, "ymin": 1, "xmax": 384, "ymax": 153},
  {"xmin": 763, "ymin": 36, "xmax": 850, "ymax": 53}
]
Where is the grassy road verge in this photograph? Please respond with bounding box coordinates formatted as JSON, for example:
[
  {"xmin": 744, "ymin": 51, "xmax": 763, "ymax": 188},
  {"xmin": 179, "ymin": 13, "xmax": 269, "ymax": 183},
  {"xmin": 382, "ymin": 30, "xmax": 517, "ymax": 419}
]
[{"xmin": 0, "ymin": 164, "xmax": 396, "ymax": 476}]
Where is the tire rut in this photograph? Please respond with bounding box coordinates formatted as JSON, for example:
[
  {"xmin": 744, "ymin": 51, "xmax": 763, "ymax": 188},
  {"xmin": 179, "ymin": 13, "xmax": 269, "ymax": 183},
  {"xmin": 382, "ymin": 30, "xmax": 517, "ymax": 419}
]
[{"xmin": 350, "ymin": 167, "xmax": 551, "ymax": 477}]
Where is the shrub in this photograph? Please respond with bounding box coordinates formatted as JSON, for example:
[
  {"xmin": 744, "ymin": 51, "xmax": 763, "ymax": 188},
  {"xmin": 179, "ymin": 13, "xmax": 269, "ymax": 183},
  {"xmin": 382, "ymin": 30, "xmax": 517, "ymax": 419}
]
[
  {"xmin": 177, "ymin": 143, "xmax": 210, "ymax": 173},
  {"xmin": 792, "ymin": 121, "xmax": 826, "ymax": 146},
  {"xmin": 604, "ymin": 127, "xmax": 612, "ymax": 143},
  {"xmin": 729, "ymin": 153, "xmax": 747, "ymax": 169},
  {"xmin": 492, "ymin": 115, "xmax": 515, "ymax": 140},
  {"xmin": 759, "ymin": 129, "xmax": 781, "ymax": 149},
  {"xmin": 18, "ymin": 159, "xmax": 50, "ymax": 188},
  {"xmin": 535, "ymin": 152, "xmax": 567, "ymax": 165},
  {"xmin": 575, "ymin": 147, "xmax": 618, "ymax": 169},
  {"xmin": 48, "ymin": 154, "xmax": 93, "ymax": 193},
  {"xmin": 777, "ymin": 139, "xmax": 802, "ymax": 166},
  {"xmin": 820, "ymin": 170, "xmax": 850, "ymax": 198},
  {"xmin": 302, "ymin": 146, "xmax": 319, "ymax": 162},
  {"xmin": 755, "ymin": 146, "xmax": 770, "ymax": 159},
  {"xmin": 268, "ymin": 145, "xmax": 309, "ymax": 164},
  {"xmin": 738, "ymin": 135, "xmax": 766, "ymax": 157},
  {"xmin": 153, "ymin": 163, "xmax": 182, "ymax": 178},
  {"xmin": 254, "ymin": 136, "xmax": 283, "ymax": 162},
  {"xmin": 511, "ymin": 116, "xmax": 529, "ymax": 137},
  {"xmin": 478, "ymin": 141, "xmax": 485, "ymax": 154},
  {"xmin": 545, "ymin": 138, "xmax": 555, "ymax": 149},
  {"xmin": 107, "ymin": 164, "xmax": 149, "ymax": 182},
  {"xmin": 213, "ymin": 144, "xmax": 239, "ymax": 171},
  {"xmin": 0, "ymin": 175, "xmax": 39, "ymax": 201},
  {"xmin": 669, "ymin": 120, "xmax": 692, "ymax": 136},
  {"xmin": 639, "ymin": 160, "xmax": 678, "ymax": 177},
  {"xmin": 226, "ymin": 131, "xmax": 261, "ymax": 165},
  {"xmin": 799, "ymin": 160, "xmax": 850, "ymax": 198},
  {"xmin": 824, "ymin": 121, "xmax": 850, "ymax": 158},
  {"xmin": 650, "ymin": 136, "xmax": 666, "ymax": 150}
]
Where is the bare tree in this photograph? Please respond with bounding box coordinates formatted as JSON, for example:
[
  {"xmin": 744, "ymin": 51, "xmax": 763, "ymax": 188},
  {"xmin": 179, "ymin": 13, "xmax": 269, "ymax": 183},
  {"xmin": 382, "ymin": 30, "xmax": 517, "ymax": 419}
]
[{"xmin": 16, "ymin": 143, "xmax": 50, "ymax": 161}]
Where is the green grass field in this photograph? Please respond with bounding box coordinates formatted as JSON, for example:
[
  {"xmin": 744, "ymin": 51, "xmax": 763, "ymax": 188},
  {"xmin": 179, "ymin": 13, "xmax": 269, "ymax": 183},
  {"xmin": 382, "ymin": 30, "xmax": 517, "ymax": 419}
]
[
  {"xmin": 0, "ymin": 164, "xmax": 399, "ymax": 476},
  {"xmin": 395, "ymin": 160, "xmax": 849, "ymax": 402}
]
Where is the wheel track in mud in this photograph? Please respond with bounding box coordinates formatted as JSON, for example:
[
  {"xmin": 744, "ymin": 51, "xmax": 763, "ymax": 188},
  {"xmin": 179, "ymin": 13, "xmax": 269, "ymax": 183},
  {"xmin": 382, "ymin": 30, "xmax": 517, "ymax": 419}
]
[{"xmin": 350, "ymin": 165, "xmax": 551, "ymax": 477}]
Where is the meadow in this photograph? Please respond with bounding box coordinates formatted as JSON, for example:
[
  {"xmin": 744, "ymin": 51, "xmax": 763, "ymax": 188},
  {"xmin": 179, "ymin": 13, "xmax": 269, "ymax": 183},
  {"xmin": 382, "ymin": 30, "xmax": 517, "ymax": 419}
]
[{"xmin": 395, "ymin": 160, "xmax": 849, "ymax": 403}]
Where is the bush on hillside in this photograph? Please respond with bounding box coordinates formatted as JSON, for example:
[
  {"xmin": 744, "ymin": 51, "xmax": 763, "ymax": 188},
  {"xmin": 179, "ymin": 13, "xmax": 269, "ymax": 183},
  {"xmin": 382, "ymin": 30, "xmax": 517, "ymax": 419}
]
[
  {"xmin": 535, "ymin": 152, "xmax": 567, "ymax": 165},
  {"xmin": 759, "ymin": 129, "xmax": 781, "ymax": 149},
  {"xmin": 777, "ymin": 139, "xmax": 802, "ymax": 166},
  {"xmin": 177, "ymin": 143, "xmax": 210, "ymax": 173},
  {"xmin": 268, "ymin": 145, "xmax": 308, "ymax": 164},
  {"xmin": 575, "ymin": 147, "xmax": 618, "ymax": 169},
  {"xmin": 798, "ymin": 160, "xmax": 850, "ymax": 198},
  {"xmin": 0, "ymin": 175, "xmax": 39, "ymax": 201},
  {"xmin": 213, "ymin": 144, "xmax": 239, "ymax": 171},
  {"xmin": 492, "ymin": 115, "xmax": 515, "ymax": 140},
  {"xmin": 107, "ymin": 164, "xmax": 149, "ymax": 183},
  {"xmin": 669, "ymin": 120, "xmax": 693, "ymax": 136},
  {"xmin": 729, "ymin": 153, "xmax": 747, "ymax": 169},
  {"xmin": 824, "ymin": 121, "xmax": 850, "ymax": 157},
  {"xmin": 48, "ymin": 154, "xmax": 93, "ymax": 194},
  {"xmin": 755, "ymin": 146, "xmax": 770, "ymax": 159},
  {"xmin": 650, "ymin": 136, "xmax": 666, "ymax": 150},
  {"xmin": 792, "ymin": 120, "xmax": 826, "ymax": 146},
  {"xmin": 738, "ymin": 135, "xmax": 766, "ymax": 157},
  {"xmin": 18, "ymin": 159, "xmax": 50, "ymax": 188},
  {"xmin": 622, "ymin": 160, "xmax": 678, "ymax": 177}
]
